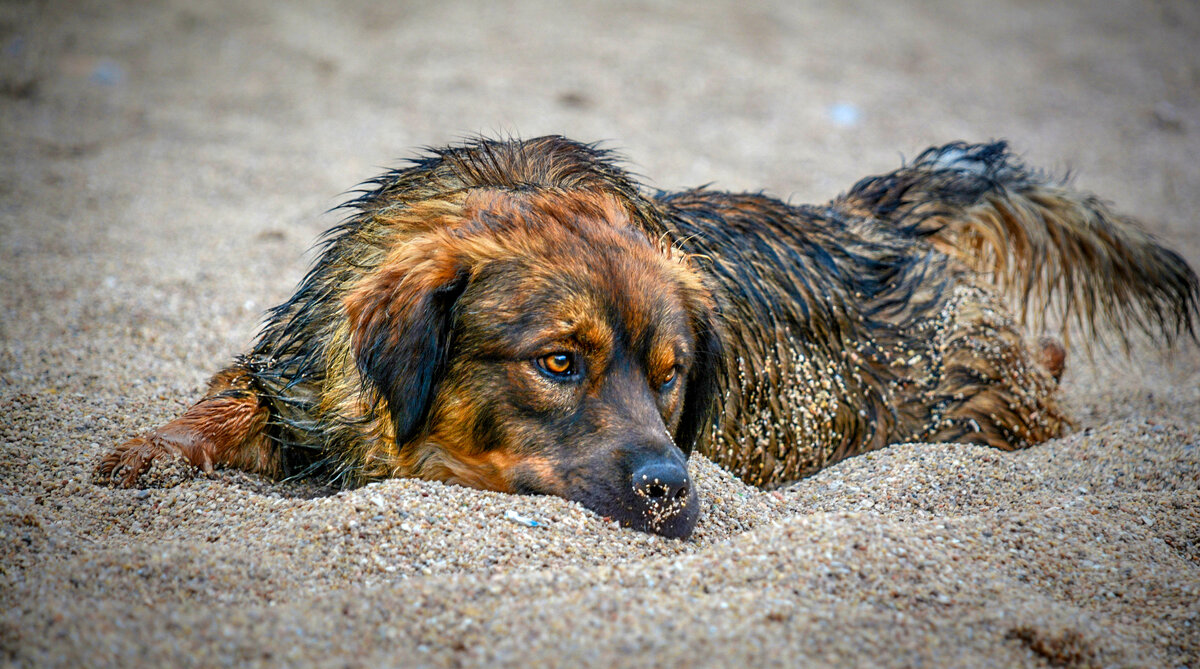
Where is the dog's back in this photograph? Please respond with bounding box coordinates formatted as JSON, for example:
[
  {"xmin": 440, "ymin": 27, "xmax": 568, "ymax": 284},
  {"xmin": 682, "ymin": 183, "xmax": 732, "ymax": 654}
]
[{"xmin": 659, "ymin": 142, "xmax": 1197, "ymax": 486}]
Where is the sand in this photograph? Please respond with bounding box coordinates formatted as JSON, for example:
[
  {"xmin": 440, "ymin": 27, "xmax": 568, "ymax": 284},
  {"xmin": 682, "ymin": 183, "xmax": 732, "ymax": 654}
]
[{"xmin": 2, "ymin": 1, "xmax": 1199, "ymax": 667}]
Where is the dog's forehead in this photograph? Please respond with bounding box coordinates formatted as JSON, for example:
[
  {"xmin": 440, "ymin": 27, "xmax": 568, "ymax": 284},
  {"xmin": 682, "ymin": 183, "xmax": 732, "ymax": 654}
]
[
  {"xmin": 464, "ymin": 187, "xmax": 643, "ymax": 242},
  {"xmin": 456, "ymin": 189, "xmax": 694, "ymax": 349},
  {"xmin": 463, "ymin": 187, "xmax": 681, "ymax": 292},
  {"xmin": 467, "ymin": 246, "xmax": 692, "ymax": 342},
  {"xmin": 461, "ymin": 285, "xmax": 693, "ymax": 374}
]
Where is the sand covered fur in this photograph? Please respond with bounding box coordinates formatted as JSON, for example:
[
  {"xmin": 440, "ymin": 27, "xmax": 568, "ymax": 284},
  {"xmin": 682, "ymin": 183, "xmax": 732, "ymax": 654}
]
[{"xmin": 2, "ymin": 1, "xmax": 1199, "ymax": 667}]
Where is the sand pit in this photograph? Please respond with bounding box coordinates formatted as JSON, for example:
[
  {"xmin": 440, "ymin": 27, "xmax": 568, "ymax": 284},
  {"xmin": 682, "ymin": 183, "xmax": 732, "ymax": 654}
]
[{"xmin": 2, "ymin": 1, "xmax": 1198, "ymax": 666}]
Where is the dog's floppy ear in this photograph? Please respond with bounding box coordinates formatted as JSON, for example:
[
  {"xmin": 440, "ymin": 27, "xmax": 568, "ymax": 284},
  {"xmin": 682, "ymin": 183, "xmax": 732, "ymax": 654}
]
[
  {"xmin": 344, "ymin": 244, "xmax": 469, "ymax": 447},
  {"xmin": 674, "ymin": 297, "xmax": 723, "ymax": 456}
]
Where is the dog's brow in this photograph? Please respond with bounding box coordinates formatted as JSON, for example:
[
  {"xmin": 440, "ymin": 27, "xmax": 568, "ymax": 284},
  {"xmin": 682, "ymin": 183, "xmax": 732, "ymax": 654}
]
[{"xmin": 529, "ymin": 319, "xmax": 614, "ymax": 356}]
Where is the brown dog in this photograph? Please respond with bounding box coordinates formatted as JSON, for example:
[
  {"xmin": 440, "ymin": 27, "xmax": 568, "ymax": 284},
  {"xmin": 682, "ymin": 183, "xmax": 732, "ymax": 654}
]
[{"xmin": 99, "ymin": 136, "xmax": 1198, "ymax": 538}]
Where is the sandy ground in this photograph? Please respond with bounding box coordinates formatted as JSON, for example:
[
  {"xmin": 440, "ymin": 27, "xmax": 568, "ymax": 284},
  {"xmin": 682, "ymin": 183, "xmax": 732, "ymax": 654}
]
[{"xmin": 2, "ymin": 1, "xmax": 1199, "ymax": 667}]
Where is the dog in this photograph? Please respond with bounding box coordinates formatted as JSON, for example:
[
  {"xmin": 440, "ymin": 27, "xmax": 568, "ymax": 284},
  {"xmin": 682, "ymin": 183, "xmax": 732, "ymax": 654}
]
[{"xmin": 98, "ymin": 136, "xmax": 1198, "ymax": 538}]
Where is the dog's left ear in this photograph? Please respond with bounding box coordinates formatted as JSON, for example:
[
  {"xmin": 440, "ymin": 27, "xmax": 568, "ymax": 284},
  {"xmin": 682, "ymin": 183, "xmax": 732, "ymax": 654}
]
[
  {"xmin": 344, "ymin": 245, "xmax": 469, "ymax": 447},
  {"xmin": 674, "ymin": 297, "xmax": 723, "ymax": 456}
]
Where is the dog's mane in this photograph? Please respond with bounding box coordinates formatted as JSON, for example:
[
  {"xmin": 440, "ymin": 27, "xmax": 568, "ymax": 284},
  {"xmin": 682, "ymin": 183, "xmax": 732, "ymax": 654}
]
[{"xmin": 353, "ymin": 135, "xmax": 646, "ymax": 205}]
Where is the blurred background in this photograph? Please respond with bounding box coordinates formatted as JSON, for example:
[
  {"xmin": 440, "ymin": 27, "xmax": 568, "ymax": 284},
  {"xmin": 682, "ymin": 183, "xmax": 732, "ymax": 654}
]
[{"xmin": 5, "ymin": 1, "xmax": 1198, "ymax": 204}]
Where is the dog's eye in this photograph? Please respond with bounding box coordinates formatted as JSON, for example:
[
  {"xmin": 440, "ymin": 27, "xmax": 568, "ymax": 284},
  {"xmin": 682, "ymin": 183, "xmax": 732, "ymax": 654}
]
[
  {"xmin": 660, "ymin": 366, "xmax": 679, "ymax": 391},
  {"xmin": 537, "ymin": 353, "xmax": 578, "ymax": 378}
]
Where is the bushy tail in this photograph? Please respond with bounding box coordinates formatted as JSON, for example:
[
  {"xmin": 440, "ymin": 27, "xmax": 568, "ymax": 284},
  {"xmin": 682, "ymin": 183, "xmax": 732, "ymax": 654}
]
[{"xmin": 840, "ymin": 141, "xmax": 1199, "ymax": 348}]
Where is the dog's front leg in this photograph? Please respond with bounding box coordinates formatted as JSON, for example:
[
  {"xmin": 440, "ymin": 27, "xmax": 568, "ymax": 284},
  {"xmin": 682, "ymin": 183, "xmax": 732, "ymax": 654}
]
[{"xmin": 98, "ymin": 366, "xmax": 279, "ymax": 486}]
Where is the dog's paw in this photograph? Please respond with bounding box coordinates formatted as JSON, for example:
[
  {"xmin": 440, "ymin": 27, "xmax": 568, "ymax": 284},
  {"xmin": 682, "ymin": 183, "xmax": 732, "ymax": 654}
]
[{"xmin": 96, "ymin": 437, "xmax": 187, "ymax": 488}]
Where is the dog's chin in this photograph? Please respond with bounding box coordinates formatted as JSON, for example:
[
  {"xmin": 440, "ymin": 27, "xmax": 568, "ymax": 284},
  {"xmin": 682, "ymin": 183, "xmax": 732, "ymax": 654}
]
[
  {"xmin": 576, "ymin": 485, "xmax": 700, "ymax": 540},
  {"xmin": 632, "ymin": 485, "xmax": 700, "ymax": 539}
]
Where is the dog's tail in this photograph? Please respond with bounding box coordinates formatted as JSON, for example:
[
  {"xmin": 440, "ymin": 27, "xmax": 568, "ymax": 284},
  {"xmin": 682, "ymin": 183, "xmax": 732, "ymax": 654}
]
[{"xmin": 839, "ymin": 141, "xmax": 1199, "ymax": 348}]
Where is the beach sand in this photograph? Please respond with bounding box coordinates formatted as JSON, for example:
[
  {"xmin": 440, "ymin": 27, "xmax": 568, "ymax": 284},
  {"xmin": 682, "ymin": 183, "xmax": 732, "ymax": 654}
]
[{"xmin": 2, "ymin": 1, "xmax": 1198, "ymax": 666}]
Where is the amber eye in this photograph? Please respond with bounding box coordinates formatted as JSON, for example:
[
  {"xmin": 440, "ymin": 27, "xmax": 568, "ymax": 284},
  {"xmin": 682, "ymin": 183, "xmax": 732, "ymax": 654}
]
[
  {"xmin": 661, "ymin": 366, "xmax": 679, "ymax": 390},
  {"xmin": 537, "ymin": 352, "xmax": 577, "ymax": 378}
]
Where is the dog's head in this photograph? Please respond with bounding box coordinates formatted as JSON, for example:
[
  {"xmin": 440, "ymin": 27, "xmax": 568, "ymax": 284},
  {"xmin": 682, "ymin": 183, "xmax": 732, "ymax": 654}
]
[{"xmin": 344, "ymin": 188, "xmax": 721, "ymax": 538}]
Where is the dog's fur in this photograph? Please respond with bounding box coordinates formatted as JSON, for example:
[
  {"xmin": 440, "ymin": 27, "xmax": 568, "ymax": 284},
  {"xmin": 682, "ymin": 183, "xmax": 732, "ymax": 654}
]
[{"xmin": 99, "ymin": 136, "xmax": 1198, "ymax": 538}]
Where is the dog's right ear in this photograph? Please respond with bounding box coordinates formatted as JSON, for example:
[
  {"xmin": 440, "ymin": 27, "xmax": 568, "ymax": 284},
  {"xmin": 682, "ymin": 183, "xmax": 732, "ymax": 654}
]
[
  {"xmin": 673, "ymin": 288, "xmax": 724, "ymax": 457},
  {"xmin": 344, "ymin": 243, "xmax": 469, "ymax": 446}
]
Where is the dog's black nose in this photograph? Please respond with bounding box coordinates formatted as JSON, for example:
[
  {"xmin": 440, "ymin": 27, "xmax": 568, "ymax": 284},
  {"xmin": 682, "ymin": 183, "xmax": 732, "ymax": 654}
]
[
  {"xmin": 607, "ymin": 448, "xmax": 698, "ymax": 539},
  {"xmin": 632, "ymin": 460, "xmax": 689, "ymax": 504}
]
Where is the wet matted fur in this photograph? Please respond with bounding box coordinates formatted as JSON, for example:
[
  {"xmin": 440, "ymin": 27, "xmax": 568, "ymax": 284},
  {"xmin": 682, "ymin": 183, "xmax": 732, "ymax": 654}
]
[{"xmin": 99, "ymin": 136, "xmax": 1198, "ymax": 538}]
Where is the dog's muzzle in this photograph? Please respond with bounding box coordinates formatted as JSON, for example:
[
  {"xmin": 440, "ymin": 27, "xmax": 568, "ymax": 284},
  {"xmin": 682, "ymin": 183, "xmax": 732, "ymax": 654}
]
[{"xmin": 622, "ymin": 448, "xmax": 699, "ymax": 539}]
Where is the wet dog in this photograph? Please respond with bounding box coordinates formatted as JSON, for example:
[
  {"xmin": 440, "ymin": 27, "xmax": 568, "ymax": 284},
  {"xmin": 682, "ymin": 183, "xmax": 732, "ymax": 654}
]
[{"xmin": 99, "ymin": 136, "xmax": 1198, "ymax": 538}]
